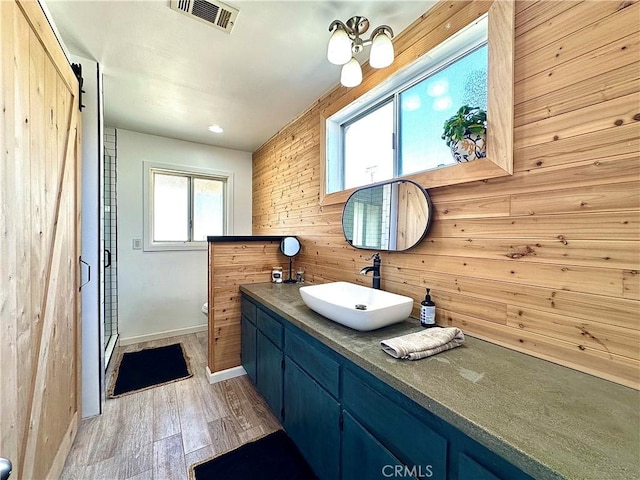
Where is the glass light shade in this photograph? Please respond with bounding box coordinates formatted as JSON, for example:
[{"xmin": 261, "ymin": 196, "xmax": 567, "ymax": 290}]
[
  {"xmin": 327, "ymin": 28, "xmax": 352, "ymax": 65},
  {"xmin": 340, "ymin": 57, "xmax": 362, "ymax": 87},
  {"xmin": 369, "ymin": 32, "xmax": 394, "ymax": 68}
]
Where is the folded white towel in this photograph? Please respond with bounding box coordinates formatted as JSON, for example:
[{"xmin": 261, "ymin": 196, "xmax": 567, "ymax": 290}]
[{"xmin": 381, "ymin": 327, "xmax": 465, "ymax": 360}]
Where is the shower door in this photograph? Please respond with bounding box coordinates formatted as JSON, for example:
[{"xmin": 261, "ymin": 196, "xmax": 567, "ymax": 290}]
[{"xmin": 103, "ymin": 128, "xmax": 119, "ymax": 365}]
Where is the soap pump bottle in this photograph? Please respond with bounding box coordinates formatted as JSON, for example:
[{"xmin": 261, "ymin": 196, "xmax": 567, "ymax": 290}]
[{"xmin": 420, "ymin": 288, "xmax": 436, "ymax": 327}]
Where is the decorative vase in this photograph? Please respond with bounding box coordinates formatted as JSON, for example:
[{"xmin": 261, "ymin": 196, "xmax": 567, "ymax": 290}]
[{"xmin": 449, "ymin": 131, "xmax": 486, "ymax": 163}]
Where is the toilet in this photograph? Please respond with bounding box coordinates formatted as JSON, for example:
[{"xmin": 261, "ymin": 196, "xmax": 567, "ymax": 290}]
[{"xmin": 201, "ymin": 302, "xmax": 208, "ymax": 316}]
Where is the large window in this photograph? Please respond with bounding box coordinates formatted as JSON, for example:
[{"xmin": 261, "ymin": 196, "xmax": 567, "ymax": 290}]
[
  {"xmin": 326, "ymin": 15, "xmax": 489, "ymax": 194},
  {"xmin": 143, "ymin": 162, "xmax": 232, "ymax": 251},
  {"xmin": 399, "ymin": 45, "xmax": 487, "ymax": 175}
]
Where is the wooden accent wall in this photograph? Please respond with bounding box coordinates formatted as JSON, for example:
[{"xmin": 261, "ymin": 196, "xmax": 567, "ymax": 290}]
[
  {"xmin": 1, "ymin": 0, "xmax": 82, "ymax": 477},
  {"xmin": 252, "ymin": 0, "xmax": 640, "ymax": 389},
  {"xmin": 208, "ymin": 241, "xmax": 287, "ymax": 372}
]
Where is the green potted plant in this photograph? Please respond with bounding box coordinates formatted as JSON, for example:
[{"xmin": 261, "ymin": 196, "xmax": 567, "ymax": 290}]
[{"xmin": 441, "ymin": 105, "xmax": 487, "ymax": 163}]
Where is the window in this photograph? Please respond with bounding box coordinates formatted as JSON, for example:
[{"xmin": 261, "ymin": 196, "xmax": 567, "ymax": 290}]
[
  {"xmin": 143, "ymin": 162, "xmax": 232, "ymax": 251},
  {"xmin": 325, "ymin": 15, "xmax": 490, "ymax": 195},
  {"xmin": 343, "ymin": 101, "xmax": 394, "ymax": 190},
  {"xmin": 399, "ymin": 45, "xmax": 487, "ymax": 175}
]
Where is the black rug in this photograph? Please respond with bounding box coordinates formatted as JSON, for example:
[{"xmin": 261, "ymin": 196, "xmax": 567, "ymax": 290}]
[
  {"xmin": 191, "ymin": 430, "xmax": 317, "ymax": 480},
  {"xmin": 109, "ymin": 343, "xmax": 192, "ymax": 397}
]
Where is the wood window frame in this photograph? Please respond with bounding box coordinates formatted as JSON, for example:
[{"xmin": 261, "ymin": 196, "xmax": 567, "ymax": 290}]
[{"xmin": 320, "ymin": 0, "xmax": 514, "ymax": 206}]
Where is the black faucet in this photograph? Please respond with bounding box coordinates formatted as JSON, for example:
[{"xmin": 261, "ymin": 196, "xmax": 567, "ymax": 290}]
[{"xmin": 360, "ymin": 253, "xmax": 381, "ymax": 289}]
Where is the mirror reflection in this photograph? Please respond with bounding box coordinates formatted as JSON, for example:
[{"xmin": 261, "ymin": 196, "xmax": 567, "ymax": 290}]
[
  {"xmin": 280, "ymin": 236, "xmax": 301, "ymax": 257},
  {"xmin": 342, "ymin": 180, "xmax": 432, "ymax": 251}
]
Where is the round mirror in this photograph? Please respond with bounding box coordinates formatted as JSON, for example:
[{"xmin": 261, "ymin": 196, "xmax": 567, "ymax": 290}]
[
  {"xmin": 280, "ymin": 237, "xmax": 301, "ymax": 283},
  {"xmin": 280, "ymin": 236, "xmax": 301, "ymax": 257},
  {"xmin": 342, "ymin": 180, "xmax": 432, "ymax": 251}
]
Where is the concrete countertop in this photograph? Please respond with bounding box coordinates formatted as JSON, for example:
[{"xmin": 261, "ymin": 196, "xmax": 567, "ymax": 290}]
[{"xmin": 240, "ymin": 282, "xmax": 640, "ymax": 480}]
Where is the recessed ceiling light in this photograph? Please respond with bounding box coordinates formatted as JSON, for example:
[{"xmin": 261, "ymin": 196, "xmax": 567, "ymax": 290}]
[{"xmin": 208, "ymin": 125, "xmax": 224, "ymax": 133}]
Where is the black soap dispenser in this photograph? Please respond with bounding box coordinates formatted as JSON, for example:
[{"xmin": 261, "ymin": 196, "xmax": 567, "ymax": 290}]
[{"xmin": 420, "ymin": 288, "xmax": 436, "ymax": 327}]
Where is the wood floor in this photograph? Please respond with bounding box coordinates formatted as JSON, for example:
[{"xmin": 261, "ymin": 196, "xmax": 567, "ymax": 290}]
[{"xmin": 60, "ymin": 332, "xmax": 281, "ymax": 479}]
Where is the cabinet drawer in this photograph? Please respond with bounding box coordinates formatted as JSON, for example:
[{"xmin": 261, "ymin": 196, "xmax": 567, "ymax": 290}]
[
  {"xmin": 458, "ymin": 453, "xmax": 501, "ymax": 480},
  {"xmin": 241, "ymin": 297, "xmax": 256, "ymax": 324},
  {"xmin": 343, "ymin": 368, "xmax": 447, "ymax": 479},
  {"xmin": 257, "ymin": 308, "xmax": 283, "ymax": 348},
  {"xmin": 285, "ymin": 330, "xmax": 340, "ymax": 398}
]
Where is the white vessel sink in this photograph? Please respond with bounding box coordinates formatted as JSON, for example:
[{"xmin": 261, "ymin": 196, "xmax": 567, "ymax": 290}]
[{"xmin": 299, "ymin": 282, "xmax": 413, "ymax": 331}]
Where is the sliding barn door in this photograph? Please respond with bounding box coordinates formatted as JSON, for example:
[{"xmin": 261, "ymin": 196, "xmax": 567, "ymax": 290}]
[{"xmin": 1, "ymin": 1, "xmax": 82, "ymax": 478}]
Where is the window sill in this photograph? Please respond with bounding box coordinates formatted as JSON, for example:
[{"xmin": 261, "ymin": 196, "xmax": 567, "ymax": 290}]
[
  {"xmin": 143, "ymin": 241, "xmax": 208, "ymax": 252},
  {"xmin": 320, "ymin": 158, "xmax": 511, "ymax": 207}
]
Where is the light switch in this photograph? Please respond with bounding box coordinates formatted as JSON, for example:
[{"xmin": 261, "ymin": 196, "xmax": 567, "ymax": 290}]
[{"xmin": 132, "ymin": 238, "xmax": 142, "ymax": 250}]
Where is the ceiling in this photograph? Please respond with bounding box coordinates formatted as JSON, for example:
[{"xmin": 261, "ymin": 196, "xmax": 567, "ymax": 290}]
[{"xmin": 46, "ymin": 1, "xmax": 433, "ymax": 152}]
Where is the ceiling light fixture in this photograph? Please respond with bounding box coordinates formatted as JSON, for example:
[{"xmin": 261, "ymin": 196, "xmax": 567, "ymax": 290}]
[
  {"xmin": 327, "ymin": 16, "xmax": 394, "ymax": 88},
  {"xmin": 208, "ymin": 125, "xmax": 224, "ymax": 133}
]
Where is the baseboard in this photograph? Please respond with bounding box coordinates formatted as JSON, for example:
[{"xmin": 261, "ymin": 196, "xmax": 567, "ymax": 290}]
[
  {"xmin": 118, "ymin": 324, "xmax": 208, "ymax": 346},
  {"xmin": 206, "ymin": 365, "xmax": 247, "ymax": 384}
]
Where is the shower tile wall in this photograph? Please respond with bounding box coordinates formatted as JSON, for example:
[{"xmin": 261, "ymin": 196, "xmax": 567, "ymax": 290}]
[{"xmin": 104, "ymin": 127, "xmax": 118, "ymax": 350}]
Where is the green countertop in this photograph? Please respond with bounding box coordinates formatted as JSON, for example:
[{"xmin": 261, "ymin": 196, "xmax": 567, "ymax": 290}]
[{"xmin": 240, "ymin": 282, "xmax": 640, "ymax": 480}]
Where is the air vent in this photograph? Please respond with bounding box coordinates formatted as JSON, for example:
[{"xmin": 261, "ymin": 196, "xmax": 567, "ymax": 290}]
[{"xmin": 170, "ymin": 0, "xmax": 239, "ymax": 34}]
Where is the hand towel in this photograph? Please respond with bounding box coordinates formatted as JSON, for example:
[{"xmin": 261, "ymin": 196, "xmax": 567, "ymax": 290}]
[{"xmin": 381, "ymin": 327, "xmax": 465, "ymax": 360}]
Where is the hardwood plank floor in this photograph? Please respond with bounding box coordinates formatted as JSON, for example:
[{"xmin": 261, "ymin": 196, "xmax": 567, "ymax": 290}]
[{"xmin": 61, "ymin": 332, "xmax": 281, "ymax": 479}]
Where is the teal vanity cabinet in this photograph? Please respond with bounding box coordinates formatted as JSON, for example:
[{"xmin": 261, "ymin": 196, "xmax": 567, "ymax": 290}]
[
  {"xmin": 458, "ymin": 454, "xmax": 502, "ymax": 480},
  {"xmin": 241, "ymin": 297, "xmax": 340, "ymax": 479},
  {"xmin": 342, "ymin": 411, "xmax": 411, "ymax": 479},
  {"xmin": 255, "ymin": 308, "xmax": 284, "ymax": 422},
  {"xmin": 342, "ymin": 367, "xmax": 447, "ymax": 479},
  {"xmin": 283, "ymin": 331, "xmax": 341, "ymax": 480},
  {"xmin": 240, "ymin": 298, "xmax": 257, "ymax": 384},
  {"xmin": 240, "ymin": 293, "xmax": 534, "ymax": 480},
  {"xmin": 241, "ymin": 297, "xmax": 285, "ymax": 422},
  {"xmin": 341, "ymin": 363, "xmax": 532, "ymax": 480}
]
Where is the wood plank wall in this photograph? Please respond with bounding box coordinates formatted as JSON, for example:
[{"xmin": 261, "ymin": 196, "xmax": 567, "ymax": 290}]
[
  {"xmin": 252, "ymin": 0, "xmax": 640, "ymax": 389},
  {"xmin": 208, "ymin": 241, "xmax": 288, "ymax": 372}
]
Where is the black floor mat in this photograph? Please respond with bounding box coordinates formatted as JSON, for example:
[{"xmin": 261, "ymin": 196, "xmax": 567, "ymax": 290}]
[
  {"xmin": 191, "ymin": 430, "xmax": 317, "ymax": 480},
  {"xmin": 109, "ymin": 343, "xmax": 192, "ymax": 397}
]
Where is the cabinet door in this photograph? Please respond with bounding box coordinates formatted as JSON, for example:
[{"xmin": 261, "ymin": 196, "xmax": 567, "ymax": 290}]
[
  {"xmin": 241, "ymin": 314, "xmax": 257, "ymax": 384},
  {"xmin": 284, "ymin": 358, "xmax": 340, "ymax": 480},
  {"xmin": 342, "ymin": 412, "xmax": 418, "ymax": 480},
  {"xmin": 343, "ymin": 368, "xmax": 447, "ymax": 478},
  {"xmin": 256, "ymin": 331, "xmax": 283, "ymax": 421}
]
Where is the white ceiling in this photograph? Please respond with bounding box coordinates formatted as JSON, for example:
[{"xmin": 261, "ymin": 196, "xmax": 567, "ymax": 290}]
[{"xmin": 46, "ymin": 0, "xmax": 433, "ymax": 152}]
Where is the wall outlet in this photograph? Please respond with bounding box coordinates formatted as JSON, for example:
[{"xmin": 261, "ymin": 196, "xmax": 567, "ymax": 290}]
[{"xmin": 132, "ymin": 238, "xmax": 142, "ymax": 250}]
